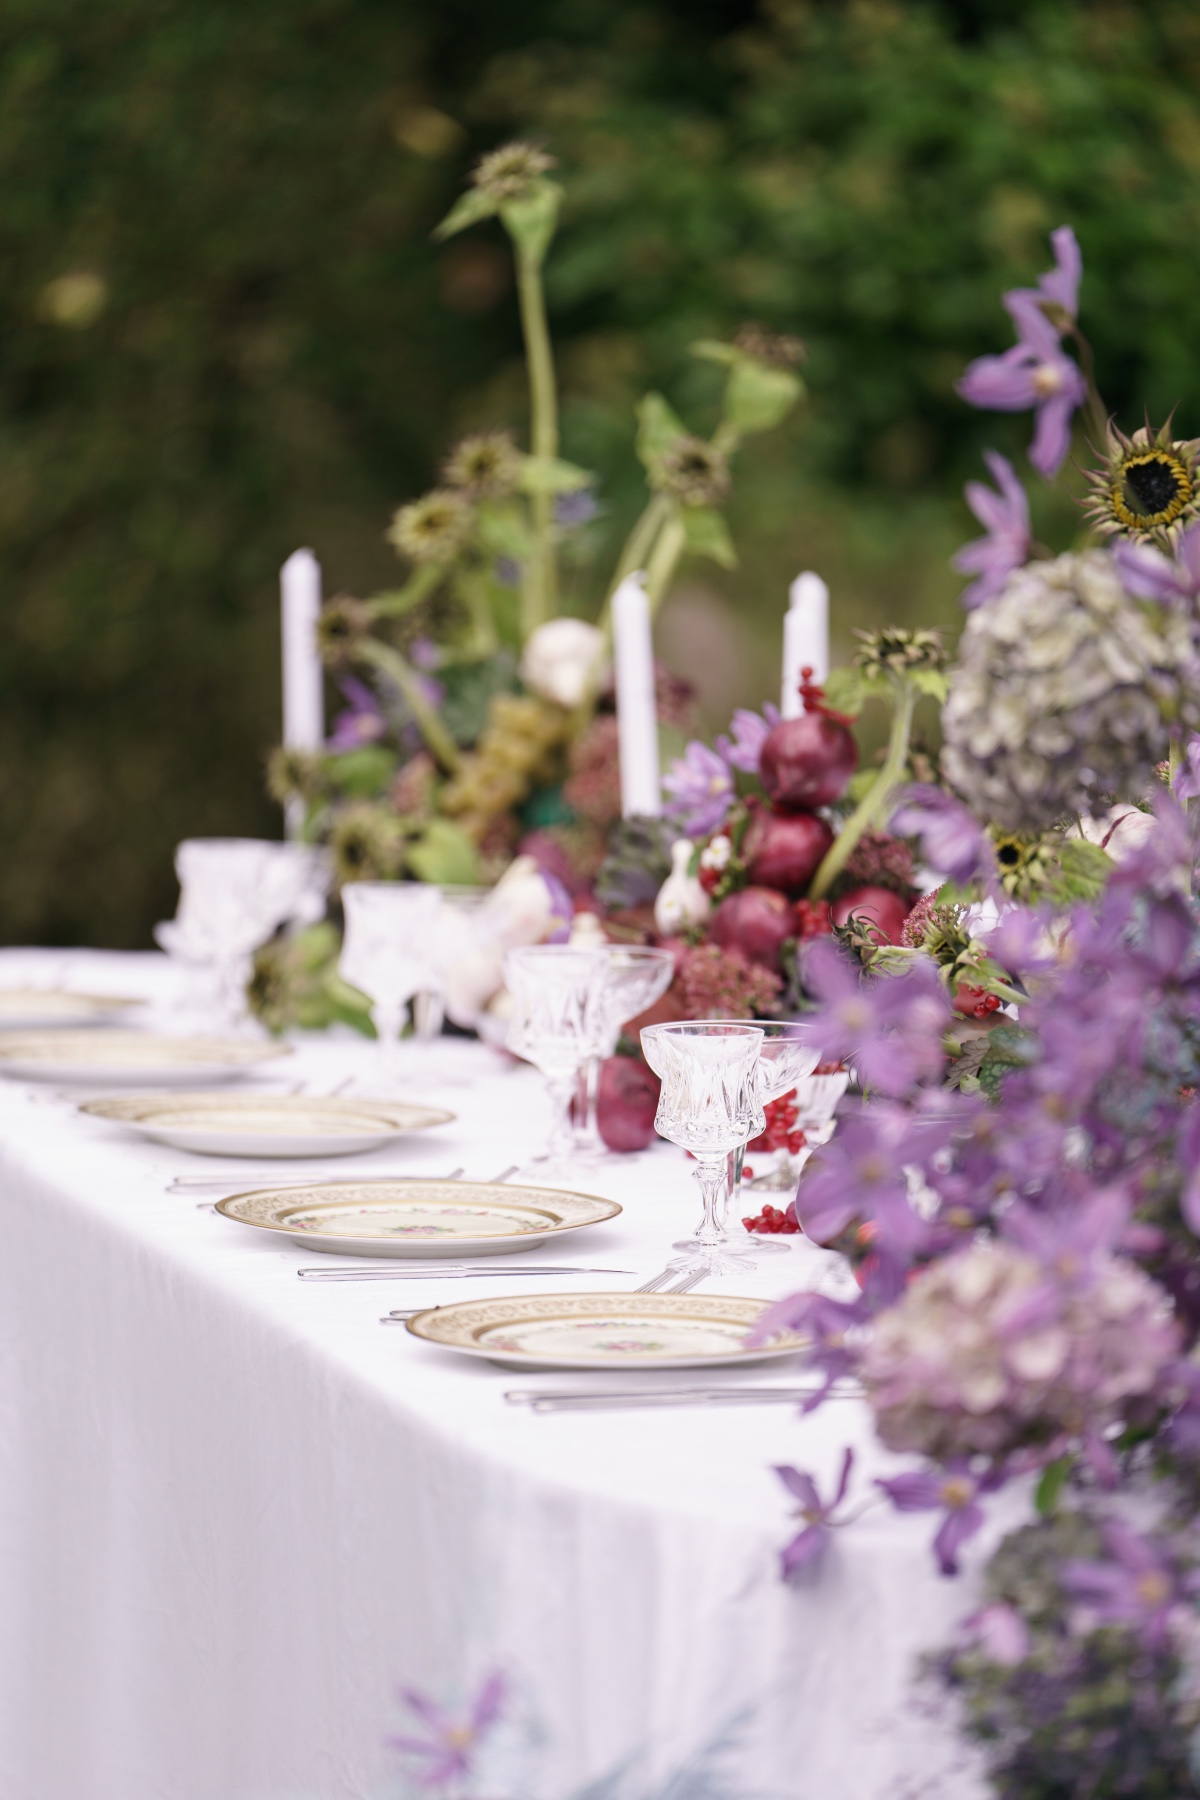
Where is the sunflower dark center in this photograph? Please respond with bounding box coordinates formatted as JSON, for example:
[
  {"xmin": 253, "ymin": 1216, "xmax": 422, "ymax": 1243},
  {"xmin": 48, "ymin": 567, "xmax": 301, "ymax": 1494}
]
[
  {"xmin": 1121, "ymin": 453, "xmax": 1189, "ymax": 519},
  {"xmin": 996, "ymin": 841, "xmax": 1023, "ymax": 867}
]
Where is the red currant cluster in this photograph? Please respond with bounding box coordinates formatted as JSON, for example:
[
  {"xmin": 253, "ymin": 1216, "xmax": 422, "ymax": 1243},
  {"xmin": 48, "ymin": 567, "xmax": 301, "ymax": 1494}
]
[
  {"xmin": 747, "ymin": 1090, "xmax": 807, "ymax": 1156},
  {"xmin": 741, "ymin": 1201, "xmax": 801, "ymax": 1235}
]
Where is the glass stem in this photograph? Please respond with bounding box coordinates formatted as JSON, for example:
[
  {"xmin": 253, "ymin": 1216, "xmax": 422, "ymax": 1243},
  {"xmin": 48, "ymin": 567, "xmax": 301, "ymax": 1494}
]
[
  {"xmin": 723, "ymin": 1142, "xmax": 747, "ymax": 1229},
  {"xmin": 691, "ymin": 1154, "xmax": 730, "ymax": 1247},
  {"xmin": 544, "ymin": 1073, "xmax": 576, "ymax": 1160},
  {"xmin": 573, "ymin": 1056, "xmax": 601, "ymax": 1151}
]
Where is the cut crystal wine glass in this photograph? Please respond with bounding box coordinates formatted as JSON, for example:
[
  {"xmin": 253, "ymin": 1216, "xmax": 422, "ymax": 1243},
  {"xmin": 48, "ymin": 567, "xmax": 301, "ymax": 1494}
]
[
  {"xmin": 575, "ymin": 945, "xmax": 675, "ymax": 1154},
  {"xmin": 339, "ymin": 882, "xmax": 444, "ymax": 1080},
  {"xmin": 640, "ymin": 1020, "xmax": 765, "ymax": 1270},
  {"xmin": 719, "ymin": 1019, "xmax": 821, "ymax": 1250},
  {"xmin": 504, "ymin": 945, "xmax": 608, "ymax": 1171}
]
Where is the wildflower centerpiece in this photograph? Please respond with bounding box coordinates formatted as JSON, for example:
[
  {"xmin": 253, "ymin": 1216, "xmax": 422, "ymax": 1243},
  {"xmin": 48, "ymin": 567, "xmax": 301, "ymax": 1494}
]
[{"xmin": 254, "ymin": 140, "xmax": 802, "ymax": 1035}]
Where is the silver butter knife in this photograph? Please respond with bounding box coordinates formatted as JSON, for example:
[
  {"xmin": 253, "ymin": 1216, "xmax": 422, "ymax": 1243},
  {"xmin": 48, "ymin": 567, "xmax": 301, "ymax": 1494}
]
[
  {"xmin": 296, "ymin": 1263, "xmax": 635, "ymax": 1281},
  {"xmin": 505, "ymin": 1383, "xmax": 859, "ymax": 1412}
]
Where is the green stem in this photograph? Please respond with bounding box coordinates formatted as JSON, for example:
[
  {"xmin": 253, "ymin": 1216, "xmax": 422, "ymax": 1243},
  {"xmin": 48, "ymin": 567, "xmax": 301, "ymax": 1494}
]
[
  {"xmin": 357, "ymin": 639, "xmax": 461, "ymax": 774},
  {"xmin": 809, "ymin": 678, "xmax": 916, "ymax": 901},
  {"xmin": 595, "ymin": 492, "xmax": 673, "ymax": 647},
  {"xmin": 1066, "ymin": 323, "xmax": 1109, "ymax": 451},
  {"xmin": 641, "ymin": 506, "xmax": 686, "ymax": 620},
  {"xmin": 457, "ymin": 568, "xmax": 499, "ymax": 658},
  {"xmin": 515, "ymin": 242, "xmax": 559, "ymax": 632},
  {"xmin": 367, "ymin": 564, "xmax": 442, "ymax": 620}
]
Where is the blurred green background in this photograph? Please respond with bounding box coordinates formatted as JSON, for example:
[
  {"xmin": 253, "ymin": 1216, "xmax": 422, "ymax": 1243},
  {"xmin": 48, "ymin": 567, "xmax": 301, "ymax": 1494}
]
[{"xmin": 3, "ymin": 0, "xmax": 1199, "ymax": 944}]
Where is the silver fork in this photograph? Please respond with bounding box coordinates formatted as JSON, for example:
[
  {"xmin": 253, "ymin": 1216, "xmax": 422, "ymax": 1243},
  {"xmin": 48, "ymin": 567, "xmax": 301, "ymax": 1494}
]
[
  {"xmin": 175, "ymin": 1163, "xmax": 467, "ymax": 1194},
  {"xmin": 635, "ymin": 1263, "xmax": 708, "ymax": 1295}
]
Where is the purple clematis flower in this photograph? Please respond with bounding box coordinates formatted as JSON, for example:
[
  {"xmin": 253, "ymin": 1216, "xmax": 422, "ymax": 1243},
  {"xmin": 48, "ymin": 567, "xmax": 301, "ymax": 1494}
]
[
  {"xmin": 876, "ymin": 1463, "xmax": 992, "ymax": 1576},
  {"xmin": 1114, "ymin": 520, "xmax": 1200, "ymax": 609},
  {"xmin": 717, "ymin": 703, "xmax": 780, "ymax": 774},
  {"xmin": 328, "ymin": 676, "xmax": 387, "ymax": 751},
  {"xmin": 775, "ymin": 1447, "xmax": 854, "ymax": 1577},
  {"xmin": 794, "ymin": 1100, "xmax": 934, "ymax": 1262},
  {"xmin": 952, "ymin": 451, "xmax": 1033, "ymax": 608},
  {"xmin": 387, "ymin": 1671, "xmax": 506, "ymax": 1788},
  {"xmin": 1063, "ymin": 1521, "xmax": 1191, "ymax": 1650},
  {"xmin": 890, "ymin": 785, "xmax": 991, "ymax": 886},
  {"xmin": 663, "ymin": 740, "xmax": 735, "ymax": 836},
  {"xmin": 958, "ymin": 228, "xmax": 1087, "ymax": 477},
  {"xmin": 798, "ymin": 938, "xmax": 950, "ymax": 1097},
  {"xmin": 1173, "ymin": 736, "xmax": 1200, "ymax": 804}
]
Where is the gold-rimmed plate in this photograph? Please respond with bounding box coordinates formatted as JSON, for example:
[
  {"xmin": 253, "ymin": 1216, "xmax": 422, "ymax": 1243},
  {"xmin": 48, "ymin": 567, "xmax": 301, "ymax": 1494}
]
[
  {"xmin": 0, "ymin": 1030, "xmax": 291, "ymax": 1085},
  {"xmin": 405, "ymin": 1292, "xmax": 808, "ymax": 1369},
  {"xmin": 81, "ymin": 1092, "xmax": 455, "ymax": 1158},
  {"xmin": 215, "ymin": 1178, "xmax": 621, "ymax": 1258},
  {"xmin": 0, "ymin": 989, "xmax": 141, "ymax": 1029}
]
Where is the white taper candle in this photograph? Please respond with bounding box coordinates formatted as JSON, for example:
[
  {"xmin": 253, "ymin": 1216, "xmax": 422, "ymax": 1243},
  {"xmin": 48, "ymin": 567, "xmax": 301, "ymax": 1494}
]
[
  {"xmin": 781, "ymin": 570, "xmax": 830, "ymax": 718},
  {"xmin": 280, "ymin": 549, "xmax": 325, "ymax": 839},
  {"xmin": 281, "ymin": 549, "xmax": 325, "ymax": 749},
  {"xmin": 612, "ymin": 572, "xmax": 661, "ymax": 818}
]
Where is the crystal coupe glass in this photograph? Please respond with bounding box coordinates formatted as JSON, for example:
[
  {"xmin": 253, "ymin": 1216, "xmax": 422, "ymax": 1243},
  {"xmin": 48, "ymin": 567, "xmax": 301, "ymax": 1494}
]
[
  {"xmin": 640, "ymin": 1020, "xmax": 765, "ymax": 1269},
  {"xmin": 505, "ymin": 945, "xmax": 608, "ymax": 1169},
  {"xmin": 339, "ymin": 882, "xmax": 444, "ymax": 1080}
]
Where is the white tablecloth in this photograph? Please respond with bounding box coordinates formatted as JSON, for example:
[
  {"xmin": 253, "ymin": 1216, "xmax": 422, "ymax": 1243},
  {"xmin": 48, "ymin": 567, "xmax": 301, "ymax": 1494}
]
[{"xmin": 0, "ymin": 949, "xmax": 992, "ymax": 1800}]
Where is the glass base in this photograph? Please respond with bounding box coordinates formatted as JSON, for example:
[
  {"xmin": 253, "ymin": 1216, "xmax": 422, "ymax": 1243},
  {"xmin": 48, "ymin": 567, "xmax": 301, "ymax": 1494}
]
[{"xmin": 667, "ymin": 1243, "xmax": 759, "ymax": 1277}]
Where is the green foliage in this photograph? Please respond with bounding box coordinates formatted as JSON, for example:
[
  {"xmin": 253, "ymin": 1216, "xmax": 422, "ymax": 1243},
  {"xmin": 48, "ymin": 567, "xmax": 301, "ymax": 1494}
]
[{"xmin": 6, "ymin": 0, "xmax": 1200, "ymax": 942}]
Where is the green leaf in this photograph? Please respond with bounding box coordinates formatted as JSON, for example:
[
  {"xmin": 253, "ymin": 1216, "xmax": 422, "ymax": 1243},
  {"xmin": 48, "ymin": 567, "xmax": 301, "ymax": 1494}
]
[
  {"xmin": 406, "ymin": 817, "xmax": 482, "ymax": 886},
  {"xmin": 681, "ymin": 506, "xmax": 737, "ymax": 568},
  {"xmin": 635, "ymin": 392, "xmax": 689, "ymax": 471},
  {"xmin": 1047, "ymin": 838, "xmax": 1114, "ymax": 904},
  {"xmin": 910, "ymin": 667, "xmax": 949, "ymax": 702},
  {"xmin": 1035, "ymin": 1456, "xmax": 1073, "ymax": 1516},
  {"xmin": 689, "ymin": 338, "xmax": 738, "ymax": 366},
  {"xmin": 821, "ymin": 665, "xmax": 868, "ymax": 718},
  {"xmin": 324, "ymin": 746, "xmax": 397, "ymax": 797},
  {"xmin": 431, "ymin": 187, "xmax": 499, "ymax": 241},
  {"xmin": 498, "ymin": 182, "xmax": 562, "ymax": 263},
  {"xmin": 721, "ymin": 358, "xmax": 803, "ymax": 434},
  {"xmin": 517, "ymin": 454, "xmax": 593, "ymax": 495},
  {"xmin": 475, "ymin": 502, "xmax": 533, "ymax": 560}
]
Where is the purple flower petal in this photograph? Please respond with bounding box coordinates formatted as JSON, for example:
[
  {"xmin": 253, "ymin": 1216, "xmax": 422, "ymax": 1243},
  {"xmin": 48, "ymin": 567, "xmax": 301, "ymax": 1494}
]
[
  {"xmin": 774, "ymin": 1463, "xmax": 821, "ymax": 1513},
  {"xmin": 933, "ymin": 1501, "xmax": 984, "ymax": 1576},
  {"xmin": 780, "ymin": 1522, "xmax": 829, "ymax": 1576}
]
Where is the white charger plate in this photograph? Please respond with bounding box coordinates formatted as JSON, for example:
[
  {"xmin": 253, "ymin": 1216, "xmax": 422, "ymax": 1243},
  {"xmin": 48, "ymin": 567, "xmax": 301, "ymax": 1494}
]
[
  {"xmin": 215, "ymin": 1178, "xmax": 621, "ymax": 1258},
  {"xmin": 0, "ymin": 989, "xmax": 140, "ymax": 1029},
  {"xmin": 0, "ymin": 1030, "xmax": 291, "ymax": 1085},
  {"xmin": 405, "ymin": 1292, "xmax": 808, "ymax": 1369},
  {"xmin": 80, "ymin": 1091, "xmax": 455, "ymax": 1157}
]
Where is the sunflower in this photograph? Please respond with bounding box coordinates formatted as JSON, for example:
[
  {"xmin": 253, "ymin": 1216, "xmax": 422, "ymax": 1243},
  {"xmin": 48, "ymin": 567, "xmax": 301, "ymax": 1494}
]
[
  {"xmin": 442, "ymin": 430, "xmax": 522, "ymax": 498},
  {"xmin": 733, "ymin": 322, "xmax": 806, "ymax": 369},
  {"xmin": 328, "ymin": 803, "xmax": 408, "ymax": 888},
  {"xmin": 471, "ymin": 140, "xmax": 556, "ymax": 204},
  {"xmin": 315, "ymin": 594, "xmax": 374, "ymax": 669},
  {"xmin": 853, "ymin": 626, "xmax": 946, "ymax": 680},
  {"xmin": 657, "ymin": 435, "xmax": 731, "ymax": 508},
  {"xmin": 386, "ymin": 489, "xmax": 474, "ymax": 564},
  {"xmin": 1082, "ymin": 419, "xmax": 1200, "ymax": 547}
]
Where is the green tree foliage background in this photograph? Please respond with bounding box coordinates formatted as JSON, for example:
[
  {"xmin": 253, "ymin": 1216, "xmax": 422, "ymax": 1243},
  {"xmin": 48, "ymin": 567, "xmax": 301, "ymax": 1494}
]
[{"xmin": 2, "ymin": 0, "xmax": 1199, "ymax": 944}]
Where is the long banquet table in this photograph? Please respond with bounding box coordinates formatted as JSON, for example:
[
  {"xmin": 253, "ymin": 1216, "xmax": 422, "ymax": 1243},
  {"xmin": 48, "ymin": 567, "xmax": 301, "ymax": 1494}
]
[{"xmin": 0, "ymin": 948, "xmax": 994, "ymax": 1800}]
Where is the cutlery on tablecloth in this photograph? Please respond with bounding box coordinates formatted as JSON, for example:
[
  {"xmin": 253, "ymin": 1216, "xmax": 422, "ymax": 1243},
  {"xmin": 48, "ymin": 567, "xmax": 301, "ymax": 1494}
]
[
  {"xmin": 504, "ymin": 1383, "xmax": 861, "ymax": 1412},
  {"xmin": 296, "ymin": 1262, "xmax": 635, "ymax": 1281},
  {"xmin": 635, "ymin": 1264, "xmax": 709, "ymax": 1295}
]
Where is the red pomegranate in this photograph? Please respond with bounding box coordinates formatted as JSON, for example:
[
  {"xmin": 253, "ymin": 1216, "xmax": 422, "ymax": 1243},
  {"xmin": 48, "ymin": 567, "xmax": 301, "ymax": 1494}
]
[
  {"xmin": 759, "ymin": 673, "xmax": 857, "ymax": 811},
  {"xmin": 710, "ymin": 886, "xmax": 795, "ymax": 972},
  {"xmin": 743, "ymin": 805, "xmax": 833, "ymax": 895},
  {"xmin": 830, "ymin": 884, "xmax": 912, "ymax": 945},
  {"xmin": 596, "ymin": 1056, "xmax": 661, "ymax": 1152}
]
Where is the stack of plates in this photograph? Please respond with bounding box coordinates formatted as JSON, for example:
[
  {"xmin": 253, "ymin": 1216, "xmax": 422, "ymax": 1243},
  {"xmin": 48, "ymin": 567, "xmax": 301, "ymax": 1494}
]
[
  {"xmin": 0, "ymin": 1030, "xmax": 291, "ymax": 1085},
  {"xmin": 82, "ymin": 1092, "xmax": 455, "ymax": 1158},
  {"xmin": 215, "ymin": 1178, "xmax": 621, "ymax": 1257}
]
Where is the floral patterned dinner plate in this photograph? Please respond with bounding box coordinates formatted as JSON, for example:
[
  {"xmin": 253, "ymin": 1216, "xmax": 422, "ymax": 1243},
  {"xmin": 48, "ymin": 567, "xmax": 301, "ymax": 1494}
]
[
  {"xmin": 0, "ymin": 1029, "xmax": 291, "ymax": 1085},
  {"xmin": 0, "ymin": 989, "xmax": 140, "ymax": 1029},
  {"xmin": 215, "ymin": 1179, "xmax": 621, "ymax": 1257},
  {"xmin": 80, "ymin": 1092, "xmax": 455, "ymax": 1157},
  {"xmin": 404, "ymin": 1292, "xmax": 808, "ymax": 1369}
]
